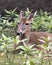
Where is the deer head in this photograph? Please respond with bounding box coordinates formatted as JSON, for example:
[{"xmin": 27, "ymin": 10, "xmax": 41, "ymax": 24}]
[
  {"xmin": 17, "ymin": 11, "xmax": 33, "ymax": 36},
  {"xmin": 17, "ymin": 11, "xmax": 37, "ymax": 38}
]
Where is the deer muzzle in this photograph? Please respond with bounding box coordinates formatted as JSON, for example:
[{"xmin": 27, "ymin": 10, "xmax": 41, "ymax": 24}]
[{"xmin": 16, "ymin": 29, "xmax": 23, "ymax": 36}]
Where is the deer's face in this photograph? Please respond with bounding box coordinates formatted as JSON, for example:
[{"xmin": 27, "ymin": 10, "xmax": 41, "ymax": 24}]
[
  {"xmin": 17, "ymin": 17, "xmax": 31, "ymax": 36},
  {"xmin": 16, "ymin": 11, "xmax": 37, "ymax": 36}
]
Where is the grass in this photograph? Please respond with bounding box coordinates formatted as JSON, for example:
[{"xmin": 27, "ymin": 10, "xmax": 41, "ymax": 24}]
[
  {"xmin": 0, "ymin": 53, "xmax": 52, "ymax": 65},
  {"xmin": 0, "ymin": 29, "xmax": 15, "ymax": 38},
  {"xmin": 0, "ymin": 28, "xmax": 52, "ymax": 65}
]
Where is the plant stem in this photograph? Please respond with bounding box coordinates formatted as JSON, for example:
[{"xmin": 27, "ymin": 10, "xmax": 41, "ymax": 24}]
[
  {"xmin": 48, "ymin": 57, "xmax": 51, "ymax": 65},
  {"xmin": 40, "ymin": 57, "xmax": 43, "ymax": 65}
]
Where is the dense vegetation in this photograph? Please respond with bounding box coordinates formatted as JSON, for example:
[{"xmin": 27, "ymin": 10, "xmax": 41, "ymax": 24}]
[{"xmin": 0, "ymin": 8, "xmax": 52, "ymax": 65}]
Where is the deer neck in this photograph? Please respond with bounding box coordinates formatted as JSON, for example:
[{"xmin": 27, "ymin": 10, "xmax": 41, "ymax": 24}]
[{"xmin": 20, "ymin": 32, "xmax": 30, "ymax": 39}]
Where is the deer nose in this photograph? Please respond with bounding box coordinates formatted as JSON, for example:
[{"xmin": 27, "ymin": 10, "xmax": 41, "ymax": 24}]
[{"xmin": 17, "ymin": 32, "xmax": 22, "ymax": 35}]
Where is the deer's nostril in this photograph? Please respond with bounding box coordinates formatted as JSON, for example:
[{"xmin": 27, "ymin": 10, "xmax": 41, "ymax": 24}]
[
  {"xmin": 17, "ymin": 32, "xmax": 22, "ymax": 35},
  {"xmin": 17, "ymin": 33, "xmax": 20, "ymax": 35}
]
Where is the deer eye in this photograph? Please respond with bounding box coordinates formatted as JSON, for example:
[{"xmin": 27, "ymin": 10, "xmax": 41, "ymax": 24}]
[
  {"xmin": 25, "ymin": 23, "xmax": 29, "ymax": 25},
  {"xmin": 18, "ymin": 22, "xmax": 19, "ymax": 25}
]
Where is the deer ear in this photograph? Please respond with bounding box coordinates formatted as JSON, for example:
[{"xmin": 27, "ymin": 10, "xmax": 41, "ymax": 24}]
[
  {"xmin": 27, "ymin": 11, "xmax": 37, "ymax": 23},
  {"xmin": 27, "ymin": 13, "xmax": 34, "ymax": 20},
  {"xmin": 26, "ymin": 13, "xmax": 34, "ymax": 24},
  {"xmin": 27, "ymin": 11, "xmax": 37, "ymax": 20},
  {"xmin": 20, "ymin": 10, "xmax": 24, "ymax": 18}
]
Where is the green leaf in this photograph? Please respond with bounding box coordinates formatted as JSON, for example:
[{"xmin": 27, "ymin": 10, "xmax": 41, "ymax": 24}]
[
  {"xmin": 2, "ymin": 34, "xmax": 7, "ymax": 39},
  {"xmin": 5, "ymin": 9, "xmax": 10, "ymax": 14},
  {"xmin": 26, "ymin": 60, "xmax": 30, "ymax": 65},
  {"xmin": 12, "ymin": 7, "xmax": 17, "ymax": 13},
  {"xmin": 17, "ymin": 46, "xmax": 26, "ymax": 51},
  {"xmin": 30, "ymin": 60, "xmax": 34, "ymax": 65},
  {"xmin": 29, "ymin": 44, "xmax": 35, "ymax": 49}
]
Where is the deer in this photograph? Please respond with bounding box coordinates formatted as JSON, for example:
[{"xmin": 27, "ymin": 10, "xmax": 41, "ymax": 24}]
[{"xmin": 15, "ymin": 11, "xmax": 52, "ymax": 52}]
